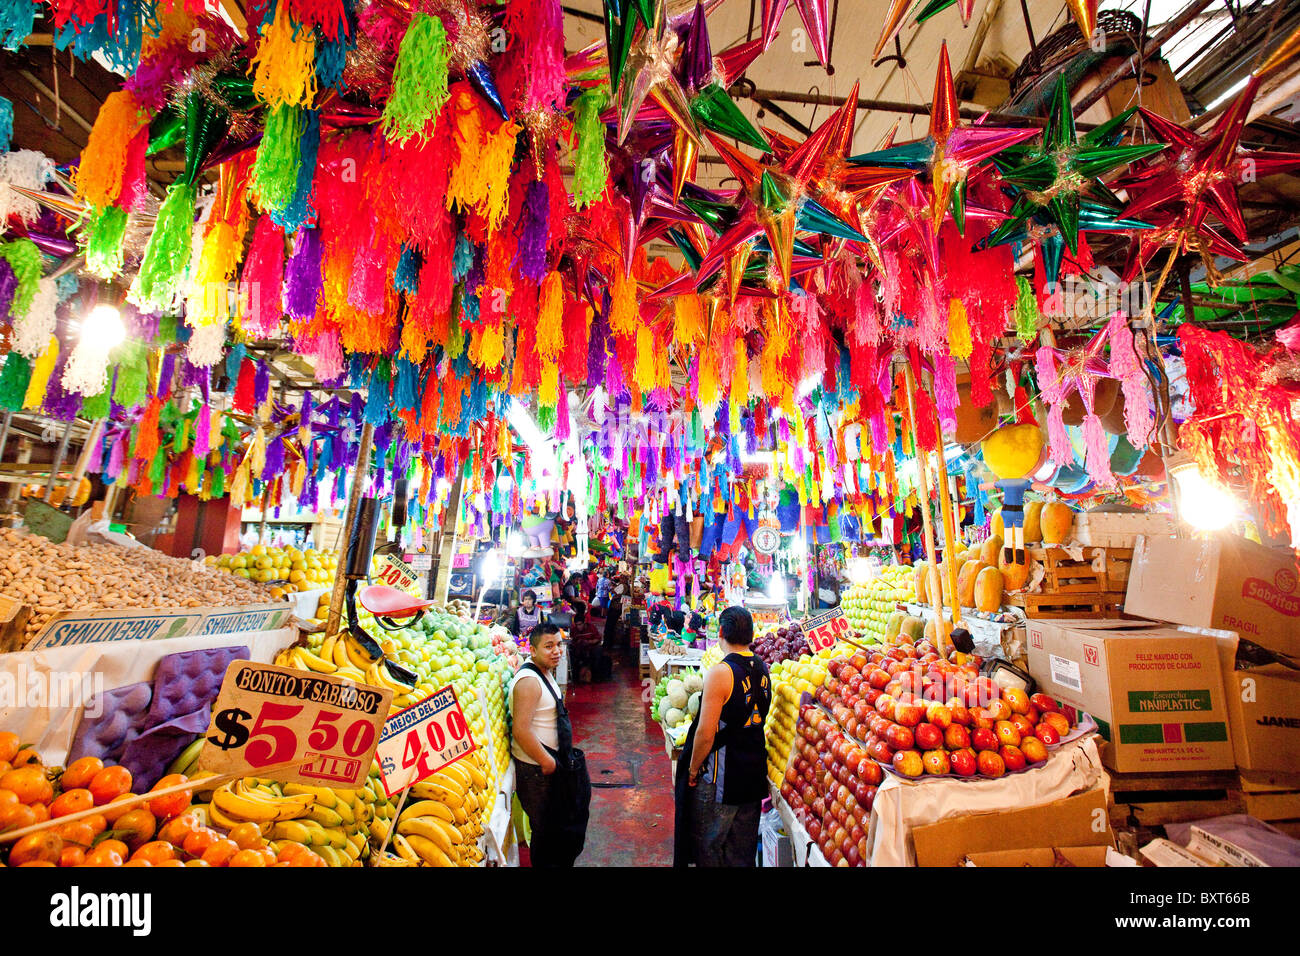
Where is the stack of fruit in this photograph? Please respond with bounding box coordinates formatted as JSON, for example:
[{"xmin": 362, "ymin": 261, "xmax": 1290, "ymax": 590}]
[
  {"xmin": 840, "ymin": 565, "xmax": 916, "ymax": 639},
  {"xmin": 475, "ymin": 670, "xmax": 512, "ymax": 784},
  {"xmin": 209, "ymin": 545, "xmax": 339, "ymax": 596},
  {"xmin": 651, "ymin": 672, "xmax": 703, "ymax": 747},
  {"xmin": 0, "ymin": 738, "xmax": 329, "ymax": 867},
  {"xmin": 778, "ymin": 704, "xmax": 878, "ymax": 867},
  {"xmin": 378, "ymin": 750, "xmax": 491, "ymax": 867},
  {"xmin": 815, "ymin": 642, "xmax": 1074, "ymax": 780},
  {"xmin": 764, "ymin": 648, "xmax": 843, "ymax": 785}
]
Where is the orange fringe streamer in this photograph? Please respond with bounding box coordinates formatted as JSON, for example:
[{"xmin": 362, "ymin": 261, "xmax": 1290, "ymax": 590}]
[
  {"xmin": 446, "ymin": 89, "xmax": 485, "ymax": 214},
  {"xmin": 609, "ymin": 269, "xmax": 638, "ymax": 337},
  {"xmin": 673, "ymin": 293, "xmax": 705, "ymax": 346},
  {"xmin": 75, "ymin": 91, "xmax": 146, "ymax": 208},
  {"xmin": 633, "ymin": 324, "xmax": 655, "ymax": 393}
]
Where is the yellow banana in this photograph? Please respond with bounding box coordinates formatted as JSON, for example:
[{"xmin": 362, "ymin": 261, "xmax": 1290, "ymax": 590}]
[
  {"xmin": 270, "ymin": 820, "xmax": 315, "ymax": 844},
  {"xmin": 335, "ymin": 665, "xmax": 366, "ymax": 681},
  {"xmin": 332, "ymin": 634, "xmax": 352, "ymax": 669},
  {"xmin": 399, "ymin": 800, "xmax": 456, "ymax": 824},
  {"xmin": 461, "ymin": 761, "xmax": 488, "ymax": 790},
  {"xmin": 397, "ymin": 816, "xmax": 460, "ymax": 855},
  {"xmin": 405, "ymin": 833, "xmax": 455, "ymax": 867},
  {"xmin": 318, "ymin": 632, "xmax": 338, "ymax": 663},
  {"xmin": 439, "ymin": 763, "xmax": 473, "ymax": 790},
  {"xmin": 371, "ymin": 817, "xmax": 391, "ymax": 842},
  {"xmin": 316, "ymin": 845, "xmax": 347, "ymax": 867},
  {"xmin": 392, "ymin": 834, "xmax": 421, "ymax": 865},
  {"xmin": 451, "ymin": 804, "xmax": 469, "ymax": 826},
  {"xmin": 212, "ymin": 784, "xmax": 312, "ymax": 823},
  {"xmin": 307, "ymin": 804, "xmax": 344, "ymax": 828},
  {"xmin": 293, "ymin": 646, "xmax": 337, "ymax": 674},
  {"xmin": 344, "ymin": 638, "xmax": 372, "ymax": 671},
  {"xmin": 282, "ymin": 783, "xmax": 339, "ymax": 808}
]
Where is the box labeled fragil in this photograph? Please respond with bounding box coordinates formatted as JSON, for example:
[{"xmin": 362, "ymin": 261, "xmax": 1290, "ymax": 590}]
[
  {"xmin": 1025, "ymin": 618, "xmax": 1234, "ymax": 773},
  {"xmin": 1124, "ymin": 533, "xmax": 1300, "ymax": 658}
]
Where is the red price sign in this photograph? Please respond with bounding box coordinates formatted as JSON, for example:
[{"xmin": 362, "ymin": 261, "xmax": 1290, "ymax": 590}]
[
  {"xmin": 197, "ymin": 661, "xmax": 392, "ymax": 787},
  {"xmin": 374, "ymin": 686, "xmax": 476, "ymax": 797},
  {"xmin": 376, "ymin": 553, "xmax": 418, "ymax": 592},
  {"xmin": 803, "ymin": 607, "xmax": 849, "ymax": 653}
]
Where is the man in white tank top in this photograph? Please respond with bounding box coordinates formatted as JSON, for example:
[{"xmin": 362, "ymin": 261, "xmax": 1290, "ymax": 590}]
[{"xmin": 510, "ymin": 623, "xmax": 568, "ymax": 865}]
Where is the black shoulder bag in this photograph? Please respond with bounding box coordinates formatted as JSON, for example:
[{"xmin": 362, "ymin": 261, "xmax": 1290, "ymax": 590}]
[{"xmin": 521, "ymin": 663, "xmax": 591, "ymax": 864}]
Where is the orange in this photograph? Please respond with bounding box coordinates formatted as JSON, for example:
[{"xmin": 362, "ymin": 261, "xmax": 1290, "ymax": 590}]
[
  {"xmin": 227, "ymin": 822, "xmax": 264, "ymax": 850},
  {"xmin": 0, "ymin": 732, "xmax": 19, "ymax": 764},
  {"xmin": 0, "ymin": 761, "xmax": 10, "ymax": 776},
  {"xmin": 83, "ymin": 812, "xmax": 107, "ymax": 835},
  {"xmin": 254, "ymin": 845, "xmax": 277, "ymax": 866},
  {"xmin": 121, "ymin": 859, "xmax": 151, "ymax": 867},
  {"xmin": 54, "ymin": 821, "xmax": 95, "ymax": 848},
  {"xmin": 60, "ymin": 756, "xmax": 104, "ymax": 791},
  {"xmin": 59, "ymin": 846, "xmax": 86, "ymax": 868},
  {"xmin": 49, "ymin": 788, "xmax": 94, "ymax": 818},
  {"xmin": 28, "ymin": 803, "xmax": 48, "ymax": 823},
  {"xmin": 100, "ymin": 793, "xmax": 136, "ymax": 824},
  {"xmin": 154, "ymin": 859, "xmax": 185, "ymax": 867},
  {"xmin": 157, "ymin": 812, "xmax": 201, "ymax": 846},
  {"xmin": 83, "ymin": 845, "xmax": 124, "ymax": 867},
  {"xmin": 289, "ymin": 850, "xmax": 326, "ymax": 867},
  {"xmin": 113, "ymin": 808, "xmax": 156, "ymax": 851},
  {"xmin": 228, "ymin": 849, "xmax": 267, "ymax": 867},
  {"xmin": 131, "ymin": 841, "xmax": 176, "ymax": 865},
  {"xmin": 181, "ymin": 827, "xmax": 220, "ymax": 858},
  {"xmin": 8, "ymin": 832, "xmax": 62, "ymax": 865},
  {"xmin": 0, "ymin": 766, "xmax": 53, "ymax": 805},
  {"xmin": 96, "ymin": 838, "xmax": 129, "ymax": 858},
  {"xmin": 146, "ymin": 774, "xmax": 191, "ymax": 820},
  {"xmin": 184, "ymin": 859, "xmax": 211, "ymax": 867},
  {"xmin": 10, "ymin": 748, "xmax": 41, "ymax": 769},
  {"xmin": 18, "ymin": 860, "xmax": 56, "ymax": 867},
  {"xmin": 276, "ymin": 842, "xmax": 307, "ymax": 862},
  {"xmin": 0, "ymin": 802, "xmax": 36, "ymax": 832},
  {"xmin": 0, "ymin": 788, "xmax": 16, "ymax": 810},
  {"xmin": 88, "ymin": 766, "xmax": 132, "ymax": 805},
  {"xmin": 201, "ymin": 839, "xmax": 240, "ymax": 867}
]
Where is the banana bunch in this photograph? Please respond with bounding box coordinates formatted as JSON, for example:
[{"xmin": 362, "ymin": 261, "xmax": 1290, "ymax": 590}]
[
  {"xmin": 207, "ymin": 778, "xmax": 315, "ymax": 832},
  {"xmin": 389, "ymin": 753, "xmax": 490, "ymax": 867},
  {"xmin": 265, "ymin": 779, "xmax": 377, "ymax": 868}
]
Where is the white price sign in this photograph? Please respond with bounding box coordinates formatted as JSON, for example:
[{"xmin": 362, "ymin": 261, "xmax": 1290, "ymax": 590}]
[
  {"xmin": 375, "ymin": 686, "xmax": 477, "ymax": 797},
  {"xmin": 803, "ymin": 607, "xmax": 850, "ymax": 653},
  {"xmin": 375, "ymin": 552, "xmax": 418, "ymax": 591}
]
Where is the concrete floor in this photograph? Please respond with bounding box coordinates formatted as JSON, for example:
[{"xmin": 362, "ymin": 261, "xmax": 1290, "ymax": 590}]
[{"xmin": 518, "ymin": 654, "xmax": 677, "ymax": 867}]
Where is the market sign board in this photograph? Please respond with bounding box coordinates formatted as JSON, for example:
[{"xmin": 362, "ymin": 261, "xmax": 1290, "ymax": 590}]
[
  {"xmin": 24, "ymin": 603, "xmax": 294, "ymax": 651},
  {"xmin": 375, "ymin": 552, "xmax": 419, "ymax": 591},
  {"xmin": 374, "ymin": 686, "xmax": 476, "ymax": 797},
  {"xmin": 803, "ymin": 607, "xmax": 849, "ymax": 653},
  {"xmin": 197, "ymin": 660, "xmax": 392, "ymax": 787}
]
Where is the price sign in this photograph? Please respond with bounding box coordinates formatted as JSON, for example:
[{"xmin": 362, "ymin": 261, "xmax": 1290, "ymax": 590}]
[
  {"xmin": 374, "ymin": 686, "xmax": 476, "ymax": 797},
  {"xmin": 803, "ymin": 607, "xmax": 849, "ymax": 653},
  {"xmin": 405, "ymin": 552, "xmax": 433, "ymax": 571},
  {"xmin": 375, "ymin": 552, "xmax": 418, "ymax": 592},
  {"xmin": 197, "ymin": 661, "xmax": 392, "ymax": 787}
]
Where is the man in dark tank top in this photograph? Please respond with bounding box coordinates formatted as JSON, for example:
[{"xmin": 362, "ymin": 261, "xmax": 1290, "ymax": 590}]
[{"xmin": 674, "ymin": 606, "xmax": 772, "ymax": 866}]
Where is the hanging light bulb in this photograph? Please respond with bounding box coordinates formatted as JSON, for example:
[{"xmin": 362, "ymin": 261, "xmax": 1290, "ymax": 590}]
[{"xmin": 1167, "ymin": 454, "xmax": 1238, "ymax": 531}]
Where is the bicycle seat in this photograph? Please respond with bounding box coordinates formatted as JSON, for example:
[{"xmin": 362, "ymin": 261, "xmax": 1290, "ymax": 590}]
[{"xmin": 359, "ymin": 585, "xmax": 436, "ymax": 619}]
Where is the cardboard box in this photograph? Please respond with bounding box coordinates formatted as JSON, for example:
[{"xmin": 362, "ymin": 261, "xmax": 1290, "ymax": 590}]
[
  {"xmin": 1025, "ymin": 618, "xmax": 1235, "ymax": 773},
  {"xmin": 1071, "ymin": 511, "xmax": 1175, "ymax": 549},
  {"xmin": 1125, "ymin": 534, "xmax": 1300, "ymax": 658},
  {"xmin": 1216, "ymin": 636, "xmax": 1300, "ymax": 774},
  {"xmin": 911, "ymin": 788, "xmax": 1113, "ymax": 867},
  {"xmin": 963, "ymin": 845, "xmax": 1110, "ymax": 867}
]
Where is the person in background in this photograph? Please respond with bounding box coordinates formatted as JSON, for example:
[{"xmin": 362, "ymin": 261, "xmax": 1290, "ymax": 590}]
[
  {"xmin": 510, "ymin": 622, "xmax": 587, "ymax": 866},
  {"xmin": 594, "ymin": 569, "xmax": 613, "ymax": 610},
  {"xmin": 509, "ymin": 589, "xmax": 544, "ymax": 639},
  {"xmin": 674, "ymin": 606, "xmax": 771, "ymax": 867}
]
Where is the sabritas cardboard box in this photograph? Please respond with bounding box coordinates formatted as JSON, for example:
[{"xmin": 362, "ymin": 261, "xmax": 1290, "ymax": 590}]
[
  {"xmin": 911, "ymin": 788, "xmax": 1112, "ymax": 867},
  {"xmin": 1025, "ymin": 618, "xmax": 1234, "ymax": 773},
  {"xmin": 1215, "ymin": 636, "xmax": 1300, "ymax": 774},
  {"xmin": 1125, "ymin": 534, "xmax": 1300, "ymax": 658}
]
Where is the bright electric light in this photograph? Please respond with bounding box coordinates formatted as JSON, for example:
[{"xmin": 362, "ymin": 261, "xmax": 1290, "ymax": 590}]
[
  {"xmin": 82, "ymin": 304, "xmax": 125, "ymax": 349},
  {"xmin": 496, "ymin": 471, "xmax": 513, "ymax": 491},
  {"xmin": 479, "ymin": 550, "xmax": 500, "ymax": 583},
  {"xmin": 506, "ymin": 532, "xmax": 524, "ymax": 557},
  {"xmin": 768, "ymin": 574, "xmax": 788, "ymax": 601},
  {"xmin": 1170, "ymin": 460, "xmax": 1237, "ymax": 531},
  {"xmin": 848, "ymin": 557, "xmax": 872, "ymax": 585}
]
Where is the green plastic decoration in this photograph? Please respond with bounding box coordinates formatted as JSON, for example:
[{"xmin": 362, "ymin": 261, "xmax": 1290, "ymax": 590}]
[
  {"xmin": 572, "ymin": 88, "xmax": 609, "ymax": 209},
  {"xmin": 382, "ymin": 12, "xmax": 449, "ymax": 143},
  {"xmin": 135, "ymin": 180, "xmax": 196, "ymax": 307},
  {"xmin": 251, "ymin": 104, "xmax": 304, "ymax": 213},
  {"xmin": 85, "ymin": 205, "xmax": 129, "ymax": 279}
]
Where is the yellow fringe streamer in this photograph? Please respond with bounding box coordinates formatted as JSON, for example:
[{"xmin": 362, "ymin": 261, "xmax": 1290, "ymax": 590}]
[
  {"xmin": 446, "ymin": 90, "xmax": 484, "ymax": 213},
  {"xmin": 75, "ymin": 91, "xmax": 146, "ymax": 209},
  {"xmin": 698, "ymin": 347, "xmax": 719, "ymax": 410},
  {"xmin": 480, "ymin": 120, "xmax": 521, "ymax": 234},
  {"xmin": 674, "ymin": 293, "xmax": 705, "ymax": 346},
  {"xmin": 479, "ymin": 320, "xmax": 507, "ymax": 370},
  {"xmin": 730, "ymin": 337, "xmax": 747, "ymax": 409},
  {"xmin": 23, "ymin": 336, "xmax": 59, "ymax": 409},
  {"xmin": 536, "ymin": 271, "xmax": 564, "ymax": 361},
  {"xmin": 251, "ymin": 5, "xmax": 319, "ymax": 108},
  {"xmin": 633, "ymin": 325, "xmax": 655, "ymax": 393},
  {"xmin": 230, "ymin": 461, "xmax": 250, "ymax": 509},
  {"xmin": 539, "ymin": 361, "xmax": 559, "ymax": 404},
  {"xmin": 947, "ymin": 298, "xmax": 972, "ymax": 360},
  {"xmin": 248, "ymin": 426, "xmax": 267, "ymax": 478},
  {"xmin": 187, "ymin": 221, "xmax": 242, "ymax": 327},
  {"xmin": 401, "ymin": 320, "xmax": 430, "ymax": 363},
  {"xmin": 654, "ymin": 337, "xmax": 671, "ymax": 391},
  {"xmin": 609, "ymin": 269, "xmax": 638, "ymax": 337}
]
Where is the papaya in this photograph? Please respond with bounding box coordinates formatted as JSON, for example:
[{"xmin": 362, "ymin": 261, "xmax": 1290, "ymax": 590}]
[
  {"xmin": 923, "ymin": 617, "xmax": 939, "ymax": 643},
  {"xmin": 884, "ymin": 611, "xmax": 907, "ymax": 642},
  {"xmin": 980, "ymin": 535, "xmax": 1003, "ymax": 567},
  {"xmin": 975, "ymin": 566, "xmax": 1005, "ymax": 613},
  {"xmin": 999, "ymin": 552, "xmax": 1030, "ymax": 591},
  {"xmin": 1041, "ymin": 501, "xmax": 1074, "ymax": 544},
  {"xmin": 991, "ymin": 508, "xmax": 1004, "ymax": 539},
  {"xmin": 900, "ymin": 615, "xmax": 925, "ymax": 643},
  {"xmin": 914, "ymin": 561, "xmax": 929, "ymax": 604},
  {"xmin": 956, "ymin": 559, "xmax": 988, "ymax": 607},
  {"xmin": 1023, "ymin": 501, "xmax": 1044, "ymax": 542}
]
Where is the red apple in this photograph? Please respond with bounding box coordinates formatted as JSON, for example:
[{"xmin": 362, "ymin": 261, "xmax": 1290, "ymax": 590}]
[
  {"xmin": 971, "ymin": 707, "xmax": 995, "ymax": 731},
  {"xmin": 1035, "ymin": 722, "xmax": 1060, "ymax": 746},
  {"xmin": 892, "ymin": 749, "xmax": 924, "ymax": 778},
  {"xmin": 1003, "ymin": 687, "xmax": 1030, "ymax": 715},
  {"xmin": 1020, "ymin": 736, "xmax": 1049, "ymax": 764},
  {"xmin": 869, "ymin": 739, "xmax": 894, "ymax": 764},
  {"xmin": 1042, "ymin": 711, "xmax": 1071, "ymax": 737},
  {"xmin": 874, "ymin": 694, "xmax": 897, "ymax": 720},
  {"xmin": 994, "ymin": 719, "xmax": 1022, "ymax": 748},
  {"xmin": 963, "ymin": 684, "xmax": 982, "ymax": 708},
  {"xmin": 1010, "ymin": 713, "xmax": 1035, "ymax": 739},
  {"xmin": 864, "ymin": 687, "xmax": 883, "ymax": 706},
  {"xmin": 1000, "ymin": 744, "xmax": 1027, "ymax": 772},
  {"xmin": 1030, "ymin": 693, "xmax": 1060, "ymax": 714},
  {"xmin": 852, "ymin": 700, "xmax": 873, "ymax": 722},
  {"xmin": 925, "ymin": 703, "xmax": 952, "ymax": 729},
  {"xmin": 914, "ymin": 722, "xmax": 944, "ymax": 751},
  {"xmin": 986, "ymin": 698, "xmax": 1012, "ymax": 721},
  {"xmin": 806, "ymin": 819, "xmax": 821, "ymax": 841},
  {"xmin": 922, "ymin": 749, "xmax": 951, "ymax": 775},
  {"xmin": 977, "ymin": 750, "xmax": 1006, "ymax": 778},
  {"xmin": 859, "ymin": 759, "xmax": 883, "ymax": 786},
  {"xmin": 971, "ymin": 727, "xmax": 999, "ymax": 752},
  {"xmin": 895, "ymin": 702, "xmax": 926, "ymax": 728},
  {"xmin": 944, "ymin": 724, "xmax": 971, "ymax": 751},
  {"xmin": 884, "ymin": 723, "xmax": 915, "ymax": 752},
  {"xmin": 867, "ymin": 667, "xmax": 891, "ymax": 690},
  {"xmin": 949, "ymin": 748, "xmax": 977, "ymax": 777},
  {"xmin": 948, "ymin": 702, "xmax": 972, "ymax": 726}
]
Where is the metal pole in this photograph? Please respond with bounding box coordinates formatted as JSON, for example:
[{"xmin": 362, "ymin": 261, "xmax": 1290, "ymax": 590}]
[
  {"xmin": 901, "ymin": 364, "xmax": 949, "ymax": 657},
  {"xmin": 324, "ymin": 422, "xmax": 374, "ymax": 640},
  {"xmin": 43, "ymin": 419, "xmax": 75, "ymax": 503}
]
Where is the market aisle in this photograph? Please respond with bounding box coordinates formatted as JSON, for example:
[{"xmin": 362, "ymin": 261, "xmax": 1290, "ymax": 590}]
[{"xmin": 564, "ymin": 660, "xmax": 677, "ymax": 867}]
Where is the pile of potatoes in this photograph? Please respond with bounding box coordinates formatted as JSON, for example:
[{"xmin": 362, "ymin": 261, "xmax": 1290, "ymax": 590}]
[{"xmin": 0, "ymin": 529, "xmax": 276, "ymax": 640}]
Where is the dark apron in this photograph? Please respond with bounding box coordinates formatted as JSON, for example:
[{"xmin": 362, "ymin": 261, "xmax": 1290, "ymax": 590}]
[{"xmin": 520, "ymin": 662, "xmax": 591, "ymax": 866}]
